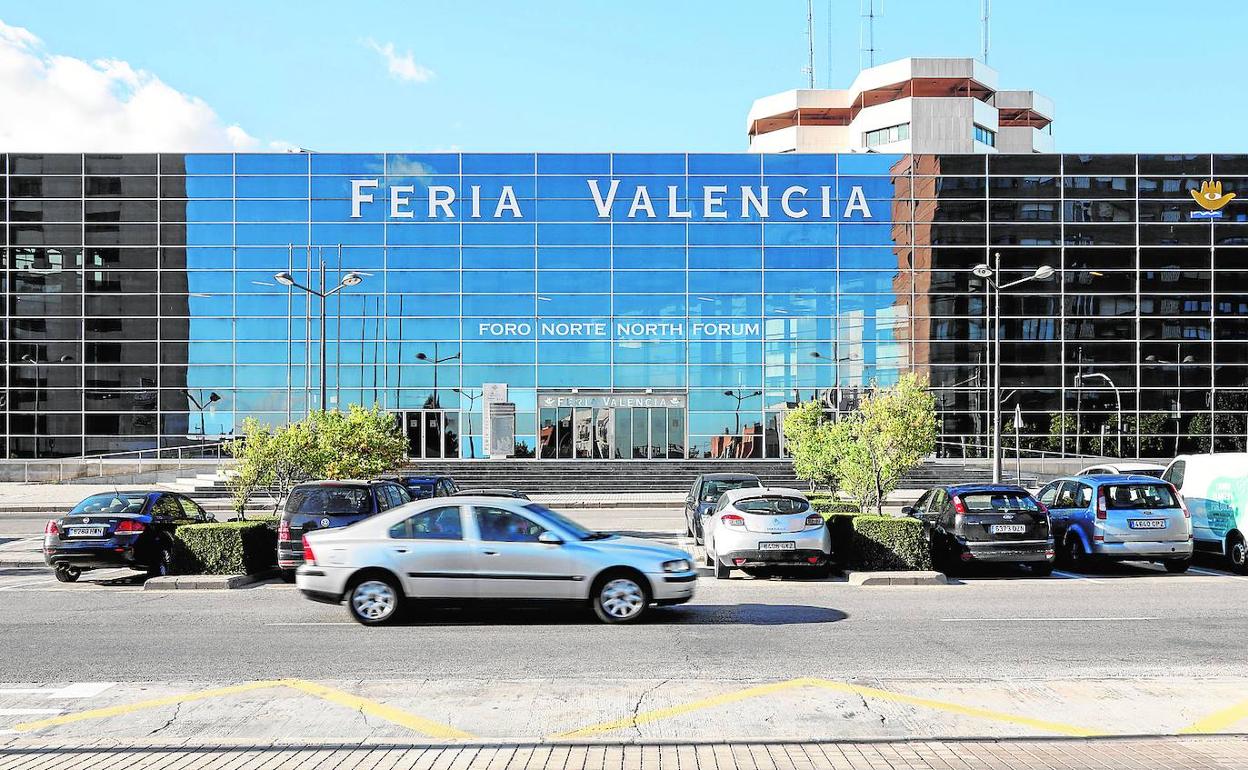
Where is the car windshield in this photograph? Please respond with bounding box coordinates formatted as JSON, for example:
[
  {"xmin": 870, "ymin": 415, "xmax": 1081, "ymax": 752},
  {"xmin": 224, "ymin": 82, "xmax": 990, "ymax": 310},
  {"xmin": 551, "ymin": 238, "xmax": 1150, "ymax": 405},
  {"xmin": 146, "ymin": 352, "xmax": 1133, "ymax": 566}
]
[
  {"xmin": 523, "ymin": 503, "xmax": 600, "ymax": 540},
  {"xmin": 70, "ymin": 493, "xmax": 148, "ymax": 515},
  {"xmin": 959, "ymin": 492, "xmax": 1040, "ymax": 512},
  {"xmin": 1104, "ymin": 484, "xmax": 1178, "ymax": 509},
  {"xmin": 286, "ymin": 486, "xmax": 371, "ymax": 515},
  {"xmin": 735, "ymin": 497, "xmax": 809, "ymax": 515},
  {"xmin": 703, "ymin": 478, "xmax": 760, "ymax": 501}
]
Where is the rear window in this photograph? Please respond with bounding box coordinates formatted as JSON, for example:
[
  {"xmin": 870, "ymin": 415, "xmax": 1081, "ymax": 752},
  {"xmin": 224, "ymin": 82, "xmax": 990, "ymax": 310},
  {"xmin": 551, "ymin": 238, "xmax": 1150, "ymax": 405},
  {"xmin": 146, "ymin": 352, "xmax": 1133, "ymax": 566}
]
[
  {"xmin": 734, "ymin": 497, "xmax": 809, "ymax": 515},
  {"xmin": 286, "ymin": 486, "xmax": 371, "ymax": 515},
  {"xmin": 70, "ymin": 493, "xmax": 148, "ymax": 515},
  {"xmin": 702, "ymin": 478, "xmax": 761, "ymax": 501},
  {"xmin": 959, "ymin": 492, "xmax": 1040, "ymax": 512},
  {"xmin": 406, "ymin": 481, "xmax": 435, "ymax": 492},
  {"xmin": 1104, "ymin": 484, "xmax": 1178, "ymax": 510}
]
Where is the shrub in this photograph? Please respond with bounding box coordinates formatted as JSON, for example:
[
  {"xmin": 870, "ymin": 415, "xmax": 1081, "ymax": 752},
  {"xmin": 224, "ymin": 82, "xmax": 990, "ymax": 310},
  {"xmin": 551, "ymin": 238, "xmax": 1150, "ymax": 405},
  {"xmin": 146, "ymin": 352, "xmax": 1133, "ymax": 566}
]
[
  {"xmin": 173, "ymin": 520, "xmax": 277, "ymax": 575},
  {"xmin": 844, "ymin": 515, "xmax": 931, "ymax": 571}
]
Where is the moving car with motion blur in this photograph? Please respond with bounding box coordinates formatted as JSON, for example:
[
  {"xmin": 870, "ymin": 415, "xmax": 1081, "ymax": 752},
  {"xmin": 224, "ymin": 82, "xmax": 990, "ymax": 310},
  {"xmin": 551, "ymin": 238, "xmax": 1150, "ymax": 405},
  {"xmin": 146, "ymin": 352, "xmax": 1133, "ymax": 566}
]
[
  {"xmin": 44, "ymin": 490, "xmax": 215, "ymax": 582},
  {"xmin": 277, "ymin": 479, "xmax": 412, "ymax": 580},
  {"xmin": 683, "ymin": 473, "xmax": 762, "ymax": 545},
  {"xmin": 451, "ymin": 488, "xmax": 530, "ymax": 500},
  {"xmin": 1163, "ymin": 453, "xmax": 1248, "ymax": 574},
  {"xmin": 296, "ymin": 496, "xmax": 696, "ymax": 625},
  {"xmin": 702, "ymin": 487, "xmax": 830, "ymax": 579},
  {"xmin": 1037, "ymin": 475, "xmax": 1193, "ymax": 573},
  {"xmin": 904, "ymin": 484, "xmax": 1054, "ymax": 575}
]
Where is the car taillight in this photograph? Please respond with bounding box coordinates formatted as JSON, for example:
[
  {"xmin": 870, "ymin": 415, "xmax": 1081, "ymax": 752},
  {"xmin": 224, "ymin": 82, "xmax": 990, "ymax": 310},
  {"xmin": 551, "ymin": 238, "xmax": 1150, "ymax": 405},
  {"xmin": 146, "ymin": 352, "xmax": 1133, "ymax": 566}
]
[
  {"xmin": 805, "ymin": 513, "xmax": 824, "ymax": 527},
  {"xmin": 722, "ymin": 514, "xmax": 745, "ymax": 528},
  {"xmin": 1096, "ymin": 492, "xmax": 1107, "ymax": 520},
  {"xmin": 116, "ymin": 520, "xmax": 145, "ymax": 533},
  {"xmin": 302, "ymin": 536, "xmax": 316, "ymax": 565},
  {"xmin": 1170, "ymin": 485, "xmax": 1190, "ymax": 518},
  {"xmin": 952, "ymin": 496, "xmax": 968, "ymax": 514},
  {"xmin": 44, "ymin": 520, "xmax": 59, "ymax": 536},
  {"xmin": 1035, "ymin": 500, "xmax": 1050, "ymax": 516},
  {"xmin": 278, "ymin": 519, "xmax": 291, "ymax": 541}
]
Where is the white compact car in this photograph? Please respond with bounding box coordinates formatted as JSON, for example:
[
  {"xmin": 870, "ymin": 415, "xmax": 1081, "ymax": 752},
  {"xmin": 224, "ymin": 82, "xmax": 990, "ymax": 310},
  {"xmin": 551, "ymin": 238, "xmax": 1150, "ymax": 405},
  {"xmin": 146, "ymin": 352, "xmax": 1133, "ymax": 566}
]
[
  {"xmin": 295, "ymin": 496, "xmax": 697, "ymax": 625},
  {"xmin": 703, "ymin": 487, "xmax": 831, "ymax": 579}
]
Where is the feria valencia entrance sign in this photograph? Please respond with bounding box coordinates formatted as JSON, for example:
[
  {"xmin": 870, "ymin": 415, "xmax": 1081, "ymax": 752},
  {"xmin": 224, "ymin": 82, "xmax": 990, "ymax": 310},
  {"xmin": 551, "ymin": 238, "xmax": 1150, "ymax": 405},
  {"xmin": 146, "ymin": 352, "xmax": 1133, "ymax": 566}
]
[{"xmin": 349, "ymin": 179, "xmax": 875, "ymax": 220}]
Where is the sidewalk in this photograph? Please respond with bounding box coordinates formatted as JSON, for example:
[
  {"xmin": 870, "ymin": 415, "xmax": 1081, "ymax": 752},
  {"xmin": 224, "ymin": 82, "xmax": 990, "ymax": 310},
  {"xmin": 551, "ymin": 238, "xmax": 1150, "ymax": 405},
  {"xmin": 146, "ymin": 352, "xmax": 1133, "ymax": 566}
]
[{"xmin": 2, "ymin": 736, "xmax": 1245, "ymax": 769}]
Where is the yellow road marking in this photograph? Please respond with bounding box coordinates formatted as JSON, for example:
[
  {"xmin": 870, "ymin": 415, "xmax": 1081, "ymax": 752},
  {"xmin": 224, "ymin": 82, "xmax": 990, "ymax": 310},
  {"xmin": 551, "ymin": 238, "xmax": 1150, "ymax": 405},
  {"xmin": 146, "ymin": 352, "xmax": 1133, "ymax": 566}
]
[
  {"xmin": 13, "ymin": 678, "xmax": 474, "ymax": 741},
  {"xmin": 1179, "ymin": 698, "xmax": 1248, "ymax": 734},
  {"xmin": 553, "ymin": 677, "xmax": 1102, "ymax": 739},
  {"xmin": 12, "ymin": 680, "xmax": 283, "ymax": 732},
  {"xmin": 554, "ymin": 679, "xmax": 808, "ymax": 738},
  {"xmin": 281, "ymin": 679, "xmax": 475, "ymax": 740}
]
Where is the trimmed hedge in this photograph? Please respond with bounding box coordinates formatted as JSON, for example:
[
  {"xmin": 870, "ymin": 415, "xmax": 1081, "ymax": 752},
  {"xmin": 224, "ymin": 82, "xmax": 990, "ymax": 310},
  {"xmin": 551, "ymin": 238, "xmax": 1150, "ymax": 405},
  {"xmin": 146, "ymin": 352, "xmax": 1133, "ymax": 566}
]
[
  {"xmin": 173, "ymin": 520, "xmax": 277, "ymax": 575},
  {"xmin": 845, "ymin": 515, "xmax": 931, "ymax": 571}
]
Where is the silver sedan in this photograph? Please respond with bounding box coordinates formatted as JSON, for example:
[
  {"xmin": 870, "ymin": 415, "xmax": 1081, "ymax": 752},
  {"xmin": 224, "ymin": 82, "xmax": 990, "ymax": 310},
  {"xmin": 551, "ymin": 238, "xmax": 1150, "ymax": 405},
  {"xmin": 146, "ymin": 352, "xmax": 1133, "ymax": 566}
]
[{"xmin": 296, "ymin": 496, "xmax": 697, "ymax": 625}]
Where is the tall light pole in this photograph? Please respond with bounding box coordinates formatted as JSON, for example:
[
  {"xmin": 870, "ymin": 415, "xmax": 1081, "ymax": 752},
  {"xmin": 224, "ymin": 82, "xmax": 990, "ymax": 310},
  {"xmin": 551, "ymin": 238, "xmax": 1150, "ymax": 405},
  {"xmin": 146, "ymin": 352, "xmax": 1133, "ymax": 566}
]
[
  {"xmin": 452, "ymin": 387, "xmax": 480, "ymax": 458},
  {"xmin": 274, "ymin": 264, "xmax": 364, "ymax": 413},
  {"xmin": 1146, "ymin": 345, "xmax": 1196, "ymax": 456},
  {"xmin": 723, "ymin": 389, "xmax": 762, "ymax": 434},
  {"xmin": 415, "ymin": 343, "xmax": 461, "ymax": 409},
  {"xmin": 183, "ymin": 390, "xmax": 221, "ymax": 440},
  {"xmin": 1073, "ymin": 371, "xmax": 1121, "ymax": 457},
  {"xmin": 973, "ymin": 255, "xmax": 1056, "ymax": 482},
  {"xmin": 20, "ymin": 353, "xmax": 73, "ymax": 458}
]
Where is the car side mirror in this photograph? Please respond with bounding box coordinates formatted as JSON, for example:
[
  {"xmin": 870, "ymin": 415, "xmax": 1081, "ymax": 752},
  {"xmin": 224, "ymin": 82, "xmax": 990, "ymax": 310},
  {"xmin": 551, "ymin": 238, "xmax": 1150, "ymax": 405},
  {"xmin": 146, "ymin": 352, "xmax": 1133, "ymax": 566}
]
[
  {"xmin": 537, "ymin": 532, "xmax": 564, "ymax": 545},
  {"xmin": 900, "ymin": 506, "xmax": 915, "ymax": 516}
]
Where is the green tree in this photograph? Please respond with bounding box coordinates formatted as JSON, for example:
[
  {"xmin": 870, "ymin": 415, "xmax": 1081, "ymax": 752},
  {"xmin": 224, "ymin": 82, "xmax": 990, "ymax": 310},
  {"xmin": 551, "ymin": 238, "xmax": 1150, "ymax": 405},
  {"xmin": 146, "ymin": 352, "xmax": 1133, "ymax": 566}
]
[
  {"xmin": 1044, "ymin": 413, "xmax": 1077, "ymax": 455},
  {"xmin": 837, "ymin": 373, "xmax": 938, "ymax": 515},
  {"xmin": 309, "ymin": 405, "xmax": 407, "ymax": 480},
  {"xmin": 783, "ymin": 400, "xmax": 838, "ymax": 493}
]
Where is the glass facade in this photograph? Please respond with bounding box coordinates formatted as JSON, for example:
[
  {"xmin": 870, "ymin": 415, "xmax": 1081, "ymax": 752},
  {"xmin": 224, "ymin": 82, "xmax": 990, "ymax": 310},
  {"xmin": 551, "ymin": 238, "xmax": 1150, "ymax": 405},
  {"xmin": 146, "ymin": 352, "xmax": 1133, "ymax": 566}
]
[{"xmin": 3, "ymin": 152, "xmax": 1247, "ymax": 459}]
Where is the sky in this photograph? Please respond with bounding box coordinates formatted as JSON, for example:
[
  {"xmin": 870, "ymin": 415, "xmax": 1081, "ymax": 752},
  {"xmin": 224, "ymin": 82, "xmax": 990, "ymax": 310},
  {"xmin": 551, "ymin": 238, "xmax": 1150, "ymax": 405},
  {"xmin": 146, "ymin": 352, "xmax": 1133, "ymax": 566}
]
[{"xmin": 0, "ymin": 0, "xmax": 1245, "ymax": 154}]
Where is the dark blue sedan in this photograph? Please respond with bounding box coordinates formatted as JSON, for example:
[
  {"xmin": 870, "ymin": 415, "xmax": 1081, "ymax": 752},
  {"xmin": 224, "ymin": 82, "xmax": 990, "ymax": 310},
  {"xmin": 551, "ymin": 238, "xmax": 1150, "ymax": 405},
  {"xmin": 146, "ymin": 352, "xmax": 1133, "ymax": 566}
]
[{"xmin": 43, "ymin": 490, "xmax": 214, "ymax": 582}]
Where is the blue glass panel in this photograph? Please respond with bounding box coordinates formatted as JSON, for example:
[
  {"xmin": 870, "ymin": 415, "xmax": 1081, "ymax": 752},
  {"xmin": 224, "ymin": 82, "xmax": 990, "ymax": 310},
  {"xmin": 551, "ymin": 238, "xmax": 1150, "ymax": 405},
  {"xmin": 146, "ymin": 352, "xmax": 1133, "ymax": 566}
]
[
  {"xmin": 461, "ymin": 341, "xmax": 537, "ymax": 364},
  {"xmin": 538, "ymin": 154, "xmax": 610, "ymax": 174},
  {"xmin": 689, "ymin": 246, "xmax": 761, "ymax": 269},
  {"xmin": 186, "ymin": 271, "xmax": 234, "ymax": 293},
  {"xmin": 838, "ymin": 223, "xmax": 904, "ymax": 246},
  {"xmin": 184, "ymin": 177, "xmax": 233, "ymax": 197},
  {"xmin": 537, "ymin": 294, "xmax": 610, "ymax": 316},
  {"xmin": 459, "ymin": 365, "xmax": 534, "ymax": 387},
  {"xmin": 838, "ymin": 176, "xmax": 897, "ymax": 199},
  {"xmin": 688, "ymin": 154, "xmax": 761, "ymax": 175},
  {"xmin": 463, "ymin": 294, "xmax": 534, "ymax": 316},
  {"xmin": 462, "ymin": 223, "xmax": 535, "ymax": 246},
  {"xmin": 537, "ymin": 223, "xmax": 609, "ymax": 245},
  {"xmin": 390, "ymin": 318, "xmax": 459, "ymax": 339},
  {"xmin": 612, "ymin": 271, "xmax": 683, "ymax": 293},
  {"xmin": 235, "ymin": 223, "xmax": 307, "ymax": 246},
  {"xmin": 613, "ymin": 341, "xmax": 684, "ymax": 364},
  {"xmin": 763, "ymin": 247, "xmax": 836, "ymax": 269},
  {"xmin": 613, "ymin": 294, "xmax": 686, "ymax": 317},
  {"xmin": 386, "ymin": 271, "xmax": 459, "ymax": 293},
  {"xmin": 537, "ymin": 247, "xmax": 610, "ymax": 269},
  {"xmin": 183, "ymin": 200, "xmax": 233, "ymax": 221},
  {"xmin": 236, "ymin": 200, "xmax": 308, "ymax": 222},
  {"xmin": 186, "ymin": 295, "xmax": 234, "ymax": 315},
  {"xmin": 532, "ymin": 199, "xmax": 608, "ymax": 221},
  {"xmin": 688, "ymin": 365, "xmax": 762, "ymax": 387},
  {"xmin": 312, "ymin": 198, "xmax": 382, "ymax": 222},
  {"xmin": 182, "ymin": 155, "xmax": 233, "ymax": 174},
  {"xmin": 687, "ymin": 176, "xmax": 767, "ymax": 201},
  {"xmin": 388, "ymin": 246, "xmax": 460, "ymax": 269},
  {"xmin": 689, "ymin": 223, "xmax": 761, "ymax": 245},
  {"xmin": 766, "ymin": 271, "xmax": 833, "ymax": 293},
  {"xmin": 310, "ymin": 154, "xmax": 385, "ymax": 174},
  {"xmin": 613, "ymin": 176, "xmax": 687, "ymax": 203},
  {"xmin": 462, "ymin": 247, "xmax": 533, "ymax": 269},
  {"xmin": 837, "ymin": 154, "xmax": 905, "ymax": 175},
  {"xmin": 688, "ymin": 294, "xmax": 762, "ymax": 318},
  {"xmin": 186, "ymin": 223, "xmax": 234, "ymax": 245},
  {"xmin": 613, "ymin": 223, "xmax": 686, "ymax": 245},
  {"xmin": 537, "ymin": 175, "xmax": 599, "ymax": 198},
  {"xmin": 764, "ymin": 293, "xmax": 835, "ymax": 315},
  {"xmin": 538, "ymin": 341, "xmax": 611, "ymax": 362},
  {"xmin": 763, "ymin": 223, "xmax": 838, "ymax": 247},
  {"xmin": 763, "ymin": 154, "xmax": 836, "ymax": 175},
  {"xmin": 236, "ymin": 154, "xmax": 308, "ymax": 174},
  {"xmin": 688, "ymin": 341, "xmax": 763, "ymax": 364},
  {"xmin": 186, "ymin": 341, "xmax": 234, "ymax": 363},
  {"xmin": 837, "ymin": 247, "xmax": 897, "ymax": 269},
  {"xmin": 689, "ymin": 318, "xmax": 762, "ymax": 340},
  {"xmin": 385, "ymin": 294, "xmax": 459, "ymax": 316},
  {"xmin": 611, "ymin": 154, "xmax": 686, "ymax": 174},
  {"xmin": 463, "ymin": 270, "xmax": 534, "ymax": 293},
  {"xmin": 613, "ymin": 365, "xmax": 685, "ymax": 388},
  {"xmin": 538, "ymin": 365, "xmax": 610, "ymax": 388},
  {"xmin": 386, "ymin": 223, "xmax": 459, "ymax": 245},
  {"xmin": 689, "ymin": 271, "xmax": 759, "ymax": 295},
  {"xmin": 387, "ymin": 154, "xmax": 461, "ymax": 175},
  {"xmin": 839, "ymin": 271, "xmax": 903, "ymax": 293},
  {"xmin": 614, "ymin": 247, "xmax": 685, "ymax": 269},
  {"xmin": 537, "ymin": 270, "xmax": 608, "ymax": 293},
  {"xmin": 462, "ymin": 154, "xmax": 535, "ymax": 175},
  {"xmin": 461, "ymin": 176, "xmax": 536, "ymax": 199},
  {"xmin": 236, "ymin": 176, "xmax": 308, "ymax": 198}
]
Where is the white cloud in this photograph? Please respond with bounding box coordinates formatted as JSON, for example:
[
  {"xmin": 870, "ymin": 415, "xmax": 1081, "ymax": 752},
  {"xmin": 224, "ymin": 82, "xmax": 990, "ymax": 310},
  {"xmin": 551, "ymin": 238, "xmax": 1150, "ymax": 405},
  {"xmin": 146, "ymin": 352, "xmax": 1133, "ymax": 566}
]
[
  {"xmin": 0, "ymin": 18, "xmax": 279, "ymax": 151},
  {"xmin": 364, "ymin": 38, "xmax": 434, "ymax": 83}
]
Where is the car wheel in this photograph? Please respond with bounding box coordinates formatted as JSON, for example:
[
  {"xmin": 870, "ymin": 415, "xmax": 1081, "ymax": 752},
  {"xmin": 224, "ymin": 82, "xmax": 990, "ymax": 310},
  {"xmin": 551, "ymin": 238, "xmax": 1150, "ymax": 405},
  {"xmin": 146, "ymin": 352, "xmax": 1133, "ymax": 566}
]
[
  {"xmin": 53, "ymin": 565, "xmax": 80, "ymax": 583},
  {"xmin": 714, "ymin": 560, "xmax": 732, "ymax": 580},
  {"xmin": 1227, "ymin": 533, "xmax": 1248, "ymax": 575},
  {"xmin": 1063, "ymin": 534, "xmax": 1087, "ymax": 572},
  {"xmin": 346, "ymin": 575, "xmax": 403, "ymax": 626},
  {"xmin": 592, "ymin": 572, "xmax": 649, "ymax": 624},
  {"xmin": 279, "ymin": 569, "xmax": 297, "ymax": 583},
  {"xmin": 704, "ymin": 540, "xmax": 714, "ymax": 567},
  {"xmin": 1030, "ymin": 562, "xmax": 1054, "ymax": 577},
  {"xmin": 147, "ymin": 538, "xmax": 175, "ymax": 578},
  {"xmin": 1163, "ymin": 558, "xmax": 1191, "ymax": 574},
  {"xmin": 694, "ymin": 522, "xmax": 704, "ymax": 547}
]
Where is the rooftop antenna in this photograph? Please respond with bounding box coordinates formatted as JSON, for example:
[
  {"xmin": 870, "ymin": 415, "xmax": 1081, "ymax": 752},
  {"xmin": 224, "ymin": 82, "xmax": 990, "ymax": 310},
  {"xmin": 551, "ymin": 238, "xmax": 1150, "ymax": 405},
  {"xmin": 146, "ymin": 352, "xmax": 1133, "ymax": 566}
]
[
  {"xmin": 860, "ymin": 0, "xmax": 880, "ymax": 69},
  {"xmin": 802, "ymin": 0, "xmax": 816, "ymax": 88},
  {"xmin": 981, "ymin": 0, "xmax": 991, "ymax": 64}
]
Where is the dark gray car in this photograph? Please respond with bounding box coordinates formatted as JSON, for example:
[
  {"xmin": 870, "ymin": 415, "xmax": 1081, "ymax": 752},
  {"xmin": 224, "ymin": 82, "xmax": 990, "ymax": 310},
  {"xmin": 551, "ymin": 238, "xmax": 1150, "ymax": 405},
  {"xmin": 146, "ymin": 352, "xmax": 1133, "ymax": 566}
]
[{"xmin": 684, "ymin": 473, "xmax": 762, "ymax": 545}]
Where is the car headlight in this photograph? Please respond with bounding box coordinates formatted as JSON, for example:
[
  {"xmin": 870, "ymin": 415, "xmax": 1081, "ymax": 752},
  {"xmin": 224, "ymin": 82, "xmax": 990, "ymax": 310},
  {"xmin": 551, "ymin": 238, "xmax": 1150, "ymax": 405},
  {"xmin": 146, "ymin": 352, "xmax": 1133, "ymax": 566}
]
[{"xmin": 662, "ymin": 559, "xmax": 692, "ymax": 573}]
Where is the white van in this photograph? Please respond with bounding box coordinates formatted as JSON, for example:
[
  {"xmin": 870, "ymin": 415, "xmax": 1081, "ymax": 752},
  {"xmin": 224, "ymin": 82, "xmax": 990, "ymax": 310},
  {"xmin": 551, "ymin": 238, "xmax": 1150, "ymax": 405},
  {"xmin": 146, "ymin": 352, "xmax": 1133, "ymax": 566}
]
[{"xmin": 1162, "ymin": 453, "xmax": 1248, "ymax": 574}]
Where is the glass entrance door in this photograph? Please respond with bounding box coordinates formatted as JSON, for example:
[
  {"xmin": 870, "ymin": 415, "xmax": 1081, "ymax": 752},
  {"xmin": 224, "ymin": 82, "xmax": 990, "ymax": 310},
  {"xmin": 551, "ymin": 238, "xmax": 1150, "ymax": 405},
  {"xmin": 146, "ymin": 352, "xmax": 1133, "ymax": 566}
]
[
  {"xmin": 404, "ymin": 410, "xmax": 459, "ymax": 459},
  {"xmin": 538, "ymin": 402, "xmax": 685, "ymax": 459}
]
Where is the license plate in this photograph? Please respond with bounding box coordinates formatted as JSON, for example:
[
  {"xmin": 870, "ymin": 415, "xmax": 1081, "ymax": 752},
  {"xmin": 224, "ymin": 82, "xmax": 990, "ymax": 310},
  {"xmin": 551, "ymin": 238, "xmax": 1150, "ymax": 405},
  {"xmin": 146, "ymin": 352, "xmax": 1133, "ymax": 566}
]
[
  {"xmin": 69, "ymin": 526, "xmax": 106, "ymax": 538},
  {"xmin": 759, "ymin": 541, "xmax": 796, "ymax": 551},
  {"xmin": 1129, "ymin": 519, "xmax": 1167, "ymax": 530},
  {"xmin": 990, "ymin": 524, "xmax": 1026, "ymax": 534}
]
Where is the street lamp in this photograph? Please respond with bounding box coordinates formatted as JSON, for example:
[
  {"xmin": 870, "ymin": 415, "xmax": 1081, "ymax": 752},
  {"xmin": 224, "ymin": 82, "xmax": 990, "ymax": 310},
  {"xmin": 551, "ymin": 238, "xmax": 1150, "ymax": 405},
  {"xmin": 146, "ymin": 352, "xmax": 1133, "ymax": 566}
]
[
  {"xmin": 973, "ymin": 255, "xmax": 1056, "ymax": 482},
  {"xmin": 1073, "ymin": 371, "xmax": 1122, "ymax": 457},
  {"xmin": 452, "ymin": 387, "xmax": 480, "ymax": 458},
  {"xmin": 183, "ymin": 390, "xmax": 222, "ymax": 440},
  {"xmin": 723, "ymin": 389, "xmax": 762, "ymax": 434},
  {"xmin": 415, "ymin": 342, "xmax": 461, "ymax": 409},
  {"xmin": 273, "ymin": 261, "xmax": 365, "ymax": 412},
  {"xmin": 20, "ymin": 353, "xmax": 74, "ymax": 458},
  {"xmin": 1146, "ymin": 345, "xmax": 1197, "ymax": 455}
]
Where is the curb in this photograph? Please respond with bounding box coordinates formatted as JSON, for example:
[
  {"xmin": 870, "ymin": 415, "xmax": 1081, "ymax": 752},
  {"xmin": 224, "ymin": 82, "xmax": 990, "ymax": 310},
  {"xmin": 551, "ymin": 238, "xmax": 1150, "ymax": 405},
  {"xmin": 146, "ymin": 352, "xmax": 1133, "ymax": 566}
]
[
  {"xmin": 844, "ymin": 570, "xmax": 947, "ymax": 586},
  {"xmin": 142, "ymin": 573, "xmax": 270, "ymax": 591}
]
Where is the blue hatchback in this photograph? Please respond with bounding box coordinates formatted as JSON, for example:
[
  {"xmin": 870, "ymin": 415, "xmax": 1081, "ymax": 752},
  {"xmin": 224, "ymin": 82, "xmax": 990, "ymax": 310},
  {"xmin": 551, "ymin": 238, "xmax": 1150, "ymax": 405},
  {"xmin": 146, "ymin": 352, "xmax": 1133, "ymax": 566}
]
[{"xmin": 1036, "ymin": 475, "xmax": 1193, "ymax": 573}]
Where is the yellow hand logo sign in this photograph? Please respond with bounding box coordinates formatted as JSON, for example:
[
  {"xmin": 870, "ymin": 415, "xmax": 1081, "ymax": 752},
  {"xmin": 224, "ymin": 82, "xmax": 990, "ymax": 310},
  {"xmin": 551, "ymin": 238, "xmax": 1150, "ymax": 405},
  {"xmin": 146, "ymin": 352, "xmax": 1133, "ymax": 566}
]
[{"xmin": 1191, "ymin": 180, "xmax": 1236, "ymax": 211}]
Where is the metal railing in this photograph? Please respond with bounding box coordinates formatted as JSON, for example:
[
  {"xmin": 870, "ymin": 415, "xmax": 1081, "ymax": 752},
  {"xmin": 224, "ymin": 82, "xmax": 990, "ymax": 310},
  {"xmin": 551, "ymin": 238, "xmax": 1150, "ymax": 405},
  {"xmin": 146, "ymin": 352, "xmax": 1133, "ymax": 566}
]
[{"xmin": 0, "ymin": 442, "xmax": 236, "ymax": 484}]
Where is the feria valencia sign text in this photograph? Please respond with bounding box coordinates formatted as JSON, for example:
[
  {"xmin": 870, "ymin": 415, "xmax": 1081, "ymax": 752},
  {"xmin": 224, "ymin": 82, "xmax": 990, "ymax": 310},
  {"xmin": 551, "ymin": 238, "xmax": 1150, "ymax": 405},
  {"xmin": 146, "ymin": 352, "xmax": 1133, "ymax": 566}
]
[{"xmin": 349, "ymin": 179, "xmax": 875, "ymax": 220}]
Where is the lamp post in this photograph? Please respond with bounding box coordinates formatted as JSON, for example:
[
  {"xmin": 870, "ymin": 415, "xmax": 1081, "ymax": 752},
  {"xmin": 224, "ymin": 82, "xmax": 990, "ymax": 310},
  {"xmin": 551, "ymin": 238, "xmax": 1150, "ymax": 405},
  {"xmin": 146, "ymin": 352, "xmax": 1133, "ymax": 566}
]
[
  {"xmin": 415, "ymin": 342, "xmax": 461, "ymax": 409},
  {"xmin": 452, "ymin": 387, "xmax": 479, "ymax": 458},
  {"xmin": 723, "ymin": 388, "xmax": 762, "ymax": 434},
  {"xmin": 1073, "ymin": 371, "xmax": 1121, "ymax": 457},
  {"xmin": 20, "ymin": 353, "xmax": 73, "ymax": 458},
  {"xmin": 274, "ymin": 263, "xmax": 364, "ymax": 413},
  {"xmin": 183, "ymin": 390, "xmax": 222, "ymax": 441},
  {"xmin": 973, "ymin": 255, "xmax": 1056, "ymax": 482},
  {"xmin": 1145, "ymin": 345, "xmax": 1196, "ymax": 456}
]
